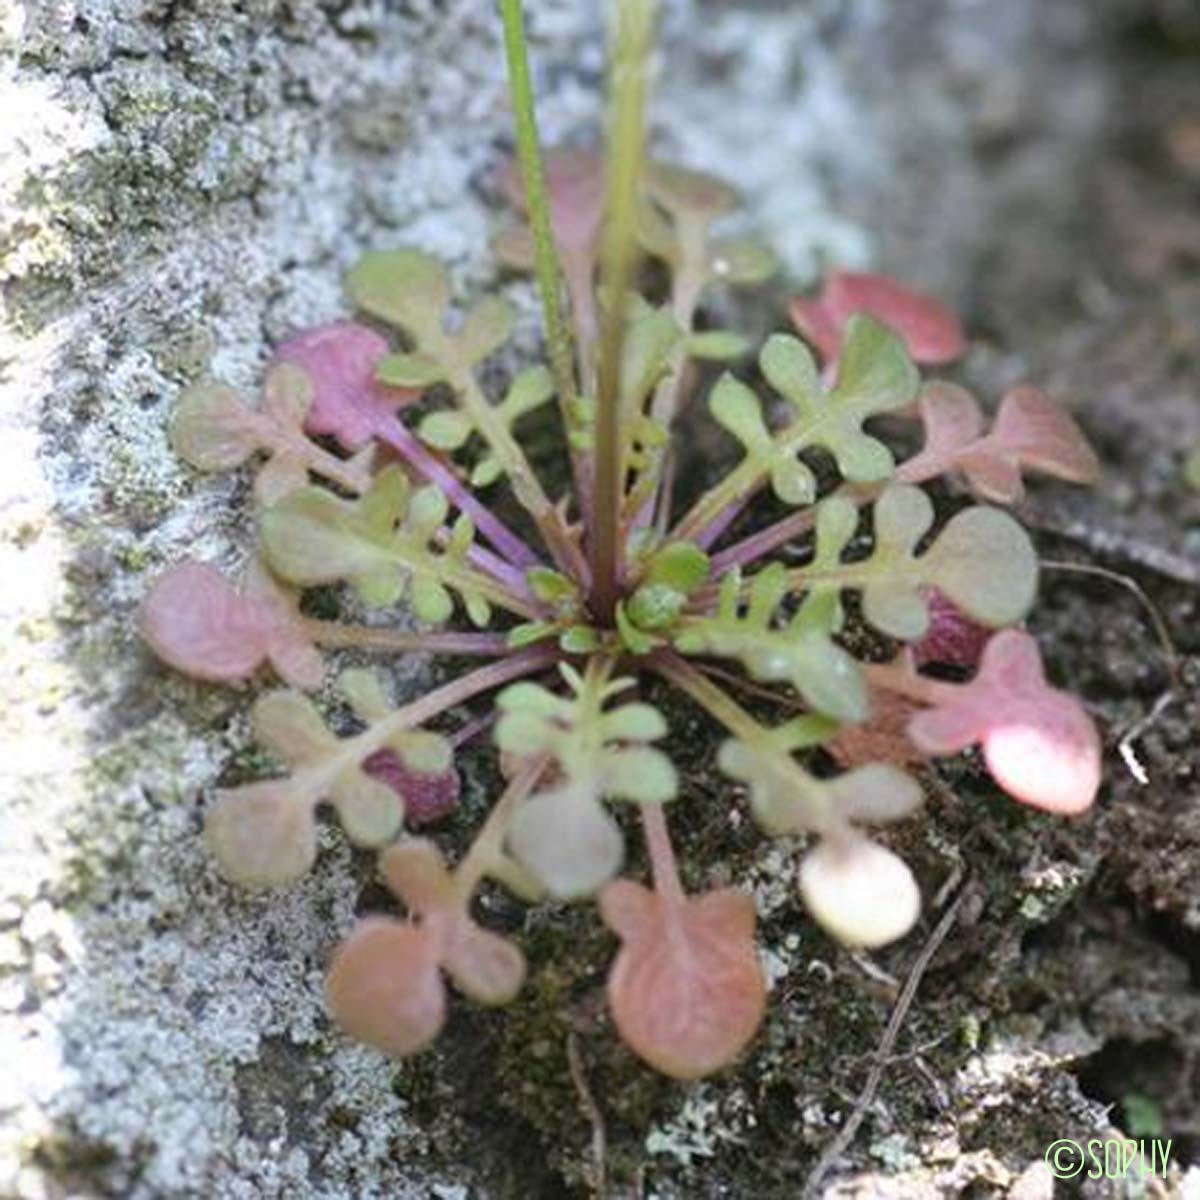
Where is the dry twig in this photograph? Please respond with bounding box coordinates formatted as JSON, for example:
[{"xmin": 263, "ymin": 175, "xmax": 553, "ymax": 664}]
[
  {"xmin": 567, "ymin": 1032, "xmax": 609, "ymax": 1198},
  {"xmin": 802, "ymin": 882, "xmax": 971, "ymax": 1199}
]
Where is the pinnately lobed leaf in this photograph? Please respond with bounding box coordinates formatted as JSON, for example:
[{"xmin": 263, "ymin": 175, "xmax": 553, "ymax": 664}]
[
  {"xmin": 141, "ymin": 558, "xmax": 323, "ymax": 689},
  {"xmin": 907, "ymin": 630, "xmax": 1102, "ymax": 814},
  {"xmin": 276, "ymin": 322, "xmax": 419, "ymax": 451},
  {"xmin": 326, "ymin": 841, "xmax": 526, "ymax": 1055},
  {"xmin": 806, "ymin": 485, "xmax": 1038, "ymax": 641},
  {"xmin": 899, "ymin": 380, "xmax": 1100, "ymax": 503}
]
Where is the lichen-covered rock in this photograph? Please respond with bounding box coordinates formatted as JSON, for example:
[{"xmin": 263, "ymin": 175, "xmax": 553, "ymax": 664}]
[{"xmin": 8, "ymin": 1, "xmax": 1192, "ymax": 1197}]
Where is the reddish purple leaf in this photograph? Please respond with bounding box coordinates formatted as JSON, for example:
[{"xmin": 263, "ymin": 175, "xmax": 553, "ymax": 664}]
[
  {"xmin": 600, "ymin": 880, "xmax": 766, "ymax": 1079},
  {"xmin": 907, "ymin": 630, "xmax": 1101, "ymax": 814},
  {"xmin": 141, "ymin": 559, "xmax": 323, "ymax": 689},
  {"xmin": 910, "ymin": 588, "xmax": 991, "ymax": 668},
  {"xmin": 362, "ymin": 748, "xmax": 461, "ymax": 826},
  {"xmin": 790, "ymin": 270, "xmax": 966, "ymax": 367},
  {"xmin": 275, "ymin": 322, "xmax": 419, "ymax": 452}
]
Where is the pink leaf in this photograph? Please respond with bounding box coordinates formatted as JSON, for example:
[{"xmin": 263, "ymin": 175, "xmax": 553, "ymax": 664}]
[
  {"xmin": 829, "ymin": 689, "xmax": 924, "ymax": 770},
  {"xmin": 907, "ymin": 630, "xmax": 1101, "ymax": 814},
  {"xmin": 501, "ymin": 148, "xmax": 606, "ymax": 261},
  {"xmin": 379, "ymin": 839, "xmax": 458, "ymax": 913},
  {"xmin": 900, "ymin": 382, "xmax": 1100, "ymax": 504},
  {"xmin": 442, "ymin": 922, "xmax": 526, "ymax": 1006},
  {"xmin": 981, "ymin": 385, "xmax": 1100, "ymax": 490},
  {"xmin": 275, "ymin": 322, "xmax": 418, "ymax": 452},
  {"xmin": 141, "ymin": 559, "xmax": 323, "ymax": 689},
  {"xmin": 142, "ymin": 560, "xmax": 268, "ymax": 682},
  {"xmin": 897, "ymin": 382, "xmax": 985, "ymax": 481},
  {"xmin": 790, "ymin": 271, "xmax": 966, "ymax": 367},
  {"xmin": 362, "ymin": 748, "xmax": 461, "ymax": 826},
  {"xmin": 326, "ymin": 841, "xmax": 525, "ymax": 1055},
  {"xmin": 600, "ymin": 880, "xmax": 766, "ymax": 1079},
  {"xmin": 325, "ymin": 918, "xmax": 446, "ymax": 1056}
]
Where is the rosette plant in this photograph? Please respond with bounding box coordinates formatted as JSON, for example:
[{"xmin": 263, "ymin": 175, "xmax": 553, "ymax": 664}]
[{"xmin": 142, "ymin": 0, "xmax": 1103, "ymax": 1079}]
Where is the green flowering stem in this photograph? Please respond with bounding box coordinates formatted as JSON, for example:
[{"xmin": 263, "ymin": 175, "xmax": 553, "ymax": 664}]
[
  {"xmin": 497, "ymin": 0, "xmax": 578, "ymax": 419},
  {"xmin": 591, "ymin": 0, "xmax": 656, "ymax": 624}
]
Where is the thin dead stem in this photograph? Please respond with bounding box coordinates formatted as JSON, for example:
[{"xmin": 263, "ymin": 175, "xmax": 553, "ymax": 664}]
[
  {"xmin": 803, "ymin": 881, "xmax": 971, "ymax": 1198},
  {"xmin": 567, "ymin": 1032, "xmax": 609, "ymax": 1199}
]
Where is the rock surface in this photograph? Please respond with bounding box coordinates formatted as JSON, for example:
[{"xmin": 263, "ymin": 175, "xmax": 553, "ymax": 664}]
[{"xmin": 3, "ymin": 1, "xmax": 1198, "ymax": 1197}]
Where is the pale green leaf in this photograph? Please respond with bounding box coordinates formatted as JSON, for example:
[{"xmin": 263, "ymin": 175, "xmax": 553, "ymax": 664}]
[
  {"xmin": 507, "ymin": 621, "xmax": 558, "ymax": 648},
  {"xmin": 171, "ymin": 382, "xmax": 259, "ymax": 471},
  {"xmin": 710, "ymin": 373, "xmax": 772, "ymax": 452},
  {"xmin": 330, "ymin": 767, "xmax": 404, "ymax": 845},
  {"xmin": 456, "ymin": 295, "xmax": 516, "ymax": 364},
  {"xmin": 559, "ymin": 625, "xmax": 600, "ymax": 653},
  {"xmin": 377, "ymin": 352, "xmax": 445, "ymax": 388},
  {"xmin": 261, "ymin": 486, "xmax": 396, "ymax": 601},
  {"xmin": 527, "ymin": 566, "xmax": 579, "ymax": 606},
  {"xmin": 708, "ymin": 237, "xmax": 777, "ymax": 285},
  {"xmin": 602, "ymin": 746, "xmax": 677, "ymax": 803},
  {"xmin": 616, "ymin": 601, "xmax": 662, "ymax": 655},
  {"xmin": 339, "ymin": 668, "xmax": 393, "ymax": 722},
  {"xmin": 470, "ymin": 456, "xmax": 504, "ymax": 487},
  {"xmin": 392, "ymin": 728, "xmax": 453, "ymax": 774},
  {"xmin": 205, "ymin": 781, "xmax": 316, "ymax": 889},
  {"xmin": 418, "ymin": 410, "xmax": 473, "ymax": 451},
  {"xmin": 625, "ymin": 583, "xmax": 687, "ymax": 632},
  {"xmin": 760, "ymin": 334, "xmax": 820, "ymax": 410},
  {"xmin": 498, "ymin": 366, "xmax": 555, "ymax": 424},
  {"xmin": 801, "ymin": 484, "xmax": 1038, "ymax": 640},
  {"xmin": 411, "ymin": 575, "xmax": 453, "ymax": 623},
  {"xmin": 251, "ymin": 691, "xmax": 336, "ymax": 765},
  {"xmin": 261, "ymin": 363, "xmax": 314, "ymax": 428},
  {"xmin": 644, "ymin": 541, "xmax": 710, "ymax": 593},
  {"xmin": 508, "ymin": 782, "xmax": 623, "ymax": 899},
  {"xmin": 345, "ymin": 249, "xmax": 450, "ymax": 338},
  {"xmin": 599, "ymin": 703, "xmax": 669, "ymax": 743}
]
